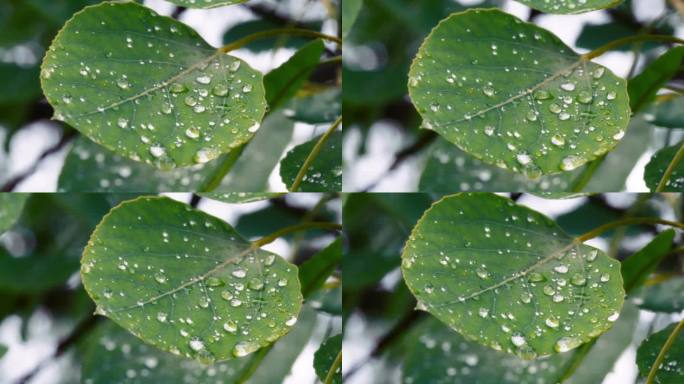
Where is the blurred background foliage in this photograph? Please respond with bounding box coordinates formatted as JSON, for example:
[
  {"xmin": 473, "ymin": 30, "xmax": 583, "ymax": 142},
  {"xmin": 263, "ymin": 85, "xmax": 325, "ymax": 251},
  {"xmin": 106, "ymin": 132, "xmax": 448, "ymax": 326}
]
[
  {"xmin": 342, "ymin": 193, "xmax": 684, "ymax": 383},
  {"xmin": 342, "ymin": 0, "xmax": 684, "ymax": 192},
  {"xmin": 0, "ymin": 193, "xmax": 341, "ymax": 383}
]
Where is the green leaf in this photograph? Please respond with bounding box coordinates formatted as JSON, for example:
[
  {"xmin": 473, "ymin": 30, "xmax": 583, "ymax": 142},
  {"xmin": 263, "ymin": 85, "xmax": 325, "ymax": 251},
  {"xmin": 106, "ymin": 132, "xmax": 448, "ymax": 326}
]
[
  {"xmin": 628, "ymin": 47, "xmax": 684, "ymax": 113},
  {"xmin": 408, "ymin": 9, "xmax": 630, "ymax": 176},
  {"xmin": 264, "ymin": 40, "xmax": 324, "ymax": 110},
  {"xmin": 576, "ymin": 22, "xmax": 673, "ymax": 52},
  {"xmin": 633, "ymin": 277, "xmax": 684, "ymax": 313},
  {"xmin": 216, "ymin": 111, "xmax": 294, "ymax": 191},
  {"xmin": 81, "ymin": 196, "xmax": 303, "ymax": 363},
  {"xmin": 419, "ymin": 138, "xmax": 581, "ymax": 192},
  {"xmin": 401, "ymin": 193, "xmax": 625, "ymax": 358},
  {"xmin": 556, "ymin": 198, "xmax": 655, "ymax": 238},
  {"xmin": 163, "ymin": 0, "xmax": 246, "ymax": 8},
  {"xmin": 515, "ymin": 0, "xmax": 623, "ymax": 14},
  {"xmin": 0, "ymin": 63, "xmax": 41, "ymax": 104},
  {"xmin": 41, "ymin": 1, "xmax": 266, "ymax": 169},
  {"xmin": 199, "ymin": 192, "xmax": 283, "ymax": 204},
  {"xmin": 285, "ymin": 88, "xmax": 340, "ymax": 124},
  {"xmin": 621, "ymin": 230, "xmax": 675, "ymax": 293},
  {"xmin": 280, "ymin": 130, "xmax": 342, "ymax": 192},
  {"xmin": 637, "ymin": 322, "xmax": 684, "ymax": 383},
  {"xmin": 644, "ymin": 142, "xmax": 684, "ymax": 192},
  {"xmin": 342, "ymin": 0, "xmax": 363, "ymax": 38},
  {"xmin": 0, "ymin": 343, "xmax": 6, "ymax": 358},
  {"xmin": 222, "ymin": 19, "xmax": 323, "ymax": 53},
  {"xmin": 648, "ymin": 96, "xmax": 684, "ymax": 128},
  {"xmin": 313, "ymin": 334, "xmax": 342, "ymax": 384},
  {"xmin": 58, "ymin": 136, "xmax": 223, "ymax": 192},
  {"xmin": 299, "ymin": 238, "xmax": 342, "ymax": 297},
  {"xmin": 0, "ymin": 193, "xmax": 28, "ymax": 234}
]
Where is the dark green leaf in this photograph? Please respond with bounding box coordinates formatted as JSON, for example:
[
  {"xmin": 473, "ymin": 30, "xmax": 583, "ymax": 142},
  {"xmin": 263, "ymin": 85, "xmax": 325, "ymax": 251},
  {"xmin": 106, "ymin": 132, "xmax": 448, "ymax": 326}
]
[
  {"xmin": 633, "ymin": 277, "xmax": 684, "ymax": 313},
  {"xmin": 621, "ymin": 230, "xmax": 675, "ymax": 293},
  {"xmin": 637, "ymin": 322, "xmax": 684, "ymax": 383},
  {"xmin": 222, "ymin": 19, "xmax": 323, "ymax": 53},
  {"xmin": 0, "ymin": 63, "xmax": 41, "ymax": 104},
  {"xmin": 0, "ymin": 193, "xmax": 28, "ymax": 234},
  {"xmin": 299, "ymin": 238, "xmax": 342, "ymax": 297},
  {"xmin": 644, "ymin": 142, "xmax": 684, "ymax": 192},
  {"xmin": 199, "ymin": 192, "xmax": 283, "ymax": 204},
  {"xmin": 342, "ymin": 0, "xmax": 363, "ymax": 37},
  {"xmin": 409, "ymin": 9, "xmax": 630, "ymax": 176},
  {"xmin": 628, "ymin": 47, "xmax": 684, "ymax": 113},
  {"xmin": 309, "ymin": 286, "xmax": 341, "ymax": 315},
  {"xmin": 313, "ymin": 334, "xmax": 342, "ymax": 384},
  {"xmin": 285, "ymin": 88, "xmax": 340, "ymax": 124},
  {"xmin": 41, "ymin": 2, "xmax": 266, "ymax": 169},
  {"xmin": 576, "ymin": 22, "xmax": 672, "ymax": 52},
  {"xmin": 402, "ymin": 193, "xmax": 625, "ymax": 358},
  {"xmin": 0, "ymin": 343, "xmax": 6, "ymax": 358},
  {"xmin": 58, "ymin": 136, "xmax": 223, "ymax": 192},
  {"xmin": 264, "ymin": 40, "xmax": 324, "ymax": 110},
  {"xmin": 81, "ymin": 196, "xmax": 303, "ymax": 363},
  {"xmin": 648, "ymin": 96, "xmax": 684, "ymax": 128},
  {"xmin": 280, "ymin": 130, "xmax": 342, "ymax": 192},
  {"xmin": 516, "ymin": 0, "xmax": 623, "ymax": 14}
]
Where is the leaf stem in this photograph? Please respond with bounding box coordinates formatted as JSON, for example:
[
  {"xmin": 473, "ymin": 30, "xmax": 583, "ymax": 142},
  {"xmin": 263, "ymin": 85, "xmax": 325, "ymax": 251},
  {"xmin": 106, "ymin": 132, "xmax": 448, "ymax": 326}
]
[
  {"xmin": 220, "ymin": 28, "xmax": 341, "ymax": 54},
  {"xmin": 324, "ymin": 350, "xmax": 342, "ymax": 384},
  {"xmin": 646, "ymin": 319, "xmax": 684, "ymax": 384},
  {"xmin": 289, "ymin": 116, "xmax": 342, "ymax": 191},
  {"xmin": 253, "ymin": 222, "xmax": 342, "ymax": 247},
  {"xmin": 582, "ymin": 35, "xmax": 684, "ymax": 61},
  {"xmin": 655, "ymin": 142, "xmax": 684, "ymax": 192},
  {"xmin": 577, "ymin": 217, "xmax": 684, "ymax": 242},
  {"xmin": 198, "ymin": 144, "xmax": 246, "ymax": 192}
]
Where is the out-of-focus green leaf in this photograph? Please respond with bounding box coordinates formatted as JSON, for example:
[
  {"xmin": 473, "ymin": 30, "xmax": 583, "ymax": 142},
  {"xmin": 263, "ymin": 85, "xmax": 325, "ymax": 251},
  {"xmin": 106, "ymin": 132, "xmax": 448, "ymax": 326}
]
[
  {"xmin": 41, "ymin": 2, "xmax": 266, "ymax": 169},
  {"xmin": 557, "ymin": 197, "xmax": 655, "ymax": 237},
  {"xmin": 299, "ymin": 238, "xmax": 342, "ymax": 297},
  {"xmin": 264, "ymin": 40, "xmax": 324, "ymax": 110},
  {"xmin": 633, "ymin": 277, "xmax": 684, "ymax": 313},
  {"xmin": 342, "ymin": 0, "xmax": 362, "ymax": 37},
  {"xmin": 199, "ymin": 192, "xmax": 282, "ymax": 204},
  {"xmin": 402, "ymin": 193, "xmax": 625, "ymax": 358},
  {"xmin": 0, "ymin": 63, "xmax": 40, "ymax": 104},
  {"xmin": 409, "ymin": 9, "xmax": 629, "ymax": 176},
  {"xmin": 58, "ymin": 136, "xmax": 223, "ymax": 192},
  {"xmin": 216, "ymin": 111, "xmax": 293, "ymax": 192},
  {"xmin": 223, "ymin": 19, "xmax": 322, "ymax": 53},
  {"xmin": 621, "ymin": 230, "xmax": 675, "ymax": 293},
  {"xmin": 342, "ymin": 66, "xmax": 407, "ymax": 106},
  {"xmin": 644, "ymin": 142, "xmax": 684, "ymax": 192},
  {"xmin": 81, "ymin": 196, "xmax": 303, "ymax": 363},
  {"xmin": 285, "ymin": 88, "xmax": 340, "ymax": 124},
  {"xmin": 0, "ymin": 343, "xmax": 6, "ymax": 358},
  {"xmin": 576, "ymin": 22, "xmax": 673, "ymax": 52},
  {"xmin": 648, "ymin": 96, "xmax": 684, "ymax": 128},
  {"xmin": 313, "ymin": 334, "xmax": 342, "ymax": 384},
  {"xmin": 637, "ymin": 322, "xmax": 684, "ymax": 383},
  {"xmin": 628, "ymin": 47, "xmax": 684, "ymax": 113},
  {"xmin": 310, "ymin": 286, "xmax": 341, "ymax": 315},
  {"xmin": 0, "ymin": 193, "xmax": 28, "ymax": 234},
  {"xmin": 280, "ymin": 130, "xmax": 342, "ymax": 192}
]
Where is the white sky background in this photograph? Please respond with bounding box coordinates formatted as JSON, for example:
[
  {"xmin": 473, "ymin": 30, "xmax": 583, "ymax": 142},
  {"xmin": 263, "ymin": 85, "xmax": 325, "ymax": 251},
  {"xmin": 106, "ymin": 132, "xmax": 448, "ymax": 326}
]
[
  {"xmin": 1, "ymin": 0, "xmax": 335, "ymax": 192},
  {"xmin": 0, "ymin": 193, "xmax": 341, "ymax": 383},
  {"xmin": 343, "ymin": 0, "xmax": 684, "ymax": 192}
]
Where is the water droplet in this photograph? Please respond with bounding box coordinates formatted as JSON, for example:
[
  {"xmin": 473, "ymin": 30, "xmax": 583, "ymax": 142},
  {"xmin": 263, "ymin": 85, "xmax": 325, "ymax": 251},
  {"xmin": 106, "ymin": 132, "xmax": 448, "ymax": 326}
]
[
  {"xmin": 478, "ymin": 307, "xmax": 489, "ymax": 318},
  {"xmin": 184, "ymin": 96, "xmax": 197, "ymax": 106},
  {"xmin": 551, "ymin": 134, "xmax": 565, "ymax": 147},
  {"xmin": 285, "ymin": 316, "xmax": 297, "ymax": 326},
  {"xmin": 549, "ymin": 103, "xmax": 561, "ymax": 114},
  {"xmin": 161, "ymin": 103, "xmax": 173, "ymax": 114},
  {"xmin": 212, "ymin": 84, "xmax": 228, "ymax": 96},
  {"xmin": 543, "ymin": 285, "xmax": 555, "ymax": 296},
  {"xmin": 230, "ymin": 299, "xmax": 242, "ymax": 307},
  {"xmin": 278, "ymin": 278, "xmax": 288, "ymax": 287},
  {"xmin": 248, "ymin": 278, "xmax": 264, "ymax": 290},
  {"xmin": 475, "ymin": 268, "xmax": 489, "ymax": 279},
  {"xmin": 220, "ymin": 290, "xmax": 233, "ymax": 301},
  {"xmin": 194, "ymin": 148, "xmax": 217, "ymax": 164},
  {"xmin": 157, "ymin": 311, "xmax": 168, "ymax": 322},
  {"xmin": 193, "ymin": 104, "xmax": 206, "ymax": 113},
  {"xmin": 154, "ymin": 272, "xmax": 167, "ymax": 284},
  {"xmin": 482, "ymin": 86, "xmax": 495, "ymax": 97},
  {"xmin": 570, "ymin": 274, "xmax": 586, "ymax": 286},
  {"xmin": 607, "ymin": 312, "xmax": 619, "ymax": 322},
  {"xmin": 150, "ymin": 146, "xmax": 166, "ymax": 158},
  {"xmin": 558, "ymin": 112, "xmax": 570, "ymax": 121},
  {"xmin": 528, "ymin": 272, "xmax": 545, "ymax": 283},
  {"xmin": 511, "ymin": 333, "xmax": 526, "ymax": 347},
  {"xmin": 545, "ymin": 317, "xmax": 559, "ymax": 328},
  {"xmin": 223, "ymin": 321, "xmax": 238, "ymax": 333},
  {"xmin": 560, "ymin": 82, "xmax": 575, "ymax": 91},
  {"xmin": 484, "ymin": 125, "xmax": 495, "ymax": 136},
  {"xmin": 169, "ymin": 83, "xmax": 187, "ymax": 93},
  {"xmin": 560, "ymin": 155, "xmax": 583, "ymax": 171},
  {"xmin": 606, "ymin": 91, "xmax": 616, "ymax": 100},
  {"xmin": 232, "ymin": 269, "xmax": 246, "ymax": 278},
  {"xmin": 612, "ymin": 130, "xmax": 624, "ymax": 140},
  {"xmin": 554, "ymin": 337, "xmax": 579, "ymax": 352},
  {"xmin": 229, "ymin": 61, "xmax": 241, "ymax": 72},
  {"xmin": 189, "ymin": 338, "xmax": 205, "ymax": 351},
  {"xmin": 526, "ymin": 111, "xmax": 537, "ymax": 122},
  {"xmin": 600, "ymin": 273, "xmax": 610, "ymax": 282},
  {"xmin": 554, "ymin": 265, "xmax": 568, "ymax": 274},
  {"xmin": 196, "ymin": 75, "xmax": 211, "ymax": 84},
  {"xmin": 116, "ymin": 77, "xmax": 130, "ymax": 90},
  {"xmin": 592, "ymin": 67, "xmax": 605, "ymax": 78},
  {"xmin": 534, "ymin": 90, "xmax": 551, "ymax": 100},
  {"xmin": 233, "ymin": 341, "xmax": 259, "ymax": 357},
  {"xmin": 577, "ymin": 91, "xmax": 593, "ymax": 104},
  {"xmin": 117, "ymin": 117, "xmax": 129, "ymax": 129},
  {"xmin": 430, "ymin": 102, "xmax": 440, "ymax": 112},
  {"xmin": 185, "ymin": 127, "xmax": 200, "ymax": 139},
  {"xmin": 205, "ymin": 277, "xmax": 224, "ymax": 287},
  {"xmin": 242, "ymin": 84, "xmax": 253, "ymax": 93},
  {"xmin": 62, "ymin": 94, "xmax": 73, "ymax": 104},
  {"xmin": 103, "ymin": 288, "xmax": 113, "ymax": 299},
  {"xmin": 516, "ymin": 153, "xmax": 532, "ymax": 166}
]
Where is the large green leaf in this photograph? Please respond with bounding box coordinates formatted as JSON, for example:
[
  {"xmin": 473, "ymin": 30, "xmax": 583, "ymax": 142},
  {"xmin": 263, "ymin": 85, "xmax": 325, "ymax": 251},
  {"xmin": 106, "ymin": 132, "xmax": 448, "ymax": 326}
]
[
  {"xmin": 408, "ymin": 9, "xmax": 630, "ymax": 176},
  {"xmin": 516, "ymin": 0, "xmax": 623, "ymax": 14},
  {"xmin": 621, "ymin": 230, "xmax": 675, "ymax": 293},
  {"xmin": 637, "ymin": 322, "xmax": 684, "ymax": 383},
  {"xmin": 401, "ymin": 193, "xmax": 625, "ymax": 359},
  {"xmin": 628, "ymin": 47, "xmax": 684, "ymax": 113},
  {"xmin": 199, "ymin": 192, "xmax": 282, "ymax": 204},
  {"xmin": 164, "ymin": 0, "xmax": 246, "ymax": 9},
  {"xmin": 644, "ymin": 142, "xmax": 684, "ymax": 192},
  {"xmin": 81, "ymin": 196, "xmax": 303, "ymax": 363},
  {"xmin": 0, "ymin": 193, "xmax": 28, "ymax": 234},
  {"xmin": 342, "ymin": 0, "xmax": 363, "ymax": 37},
  {"xmin": 419, "ymin": 138, "xmax": 581, "ymax": 192},
  {"xmin": 41, "ymin": 2, "xmax": 266, "ymax": 169},
  {"xmin": 264, "ymin": 40, "xmax": 324, "ymax": 110},
  {"xmin": 313, "ymin": 334, "xmax": 342, "ymax": 384},
  {"xmin": 280, "ymin": 130, "xmax": 342, "ymax": 191},
  {"xmin": 634, "ymin": 277, "xmax": 684, "ymax": 314},
  {"xmin": 58, "ymin": 136, "xmax": 222, "ymax": 192}
]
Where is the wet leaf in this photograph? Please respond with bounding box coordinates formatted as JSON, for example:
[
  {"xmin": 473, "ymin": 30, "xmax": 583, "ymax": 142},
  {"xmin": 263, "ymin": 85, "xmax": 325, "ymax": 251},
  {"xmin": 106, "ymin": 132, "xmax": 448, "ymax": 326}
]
[
  {"xmin": 313, "ymin": 334, "xmax": 342, "ymax": 384},
  {"xmin": 621, "ymin": 230, "xmax": 675, "ymax": 293},
  {"xmin": 644, "ymin": 142, "xmax": 684, "ymax": 192},
  {"xmin": 264, "ymin": 39, "xmax": 324, "ymax": 110},
  {"xmin": 401, "ymin": 193, "xmax": 625, "ymax": 359},
  {"xmin": 280, "ymin": 130, "xmax": 342, "ymax": 192},
  {"xmin": 58, "ymin": 136, "xmax": 223, "ymax": 192},
  {"xmin": 284, "ymin": 88, "xmax": 341, "ymax": 124},
  {"xmin": 628, "ymin": 47, "xmax": 684, "ymax": 113},
  {"xmin": 199, "ymin": 192, "xmax": 282, "ymax": 204},
  {"xmin": 342, "ymin": 0, "xmax": 362, "ymax": 37},
  {"xmin": 408, "ymin": 9, "xmax": 630, "ymax": 176},
  {"xmin": 0, "ymin": 193, "xmax": 28, "ymax": 234},
  {"xmin": 41, "ymin": 2, "xmax": 266, "ymax": 169},
  {"xmin": 81, "ymin": 196, "xmax": 303, "ymax": 363},
  {"xmin": 633, "ymin": 277, "xmax": 684, "ymax": 314},
  {"xmin": 637, "ymin": 322, "xmax": 684, "ymax": 383},
  {"xmin": 163, "ymin": 0, "xmax": 246, "ymax": 9},
  {"xmin": 648, "ymin": 96, "xmax": 684, "ymax": 128},
  {"xmin": 419, "ymin": 138, "xmax": 581, "ymax": 192},
  {"xmin": 299, "ymin": 238, "xmax": 342, "ymax": 297},
  {"xmin": 516, "ymin": 0, "xmax": 623, "ymax": 14}
]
